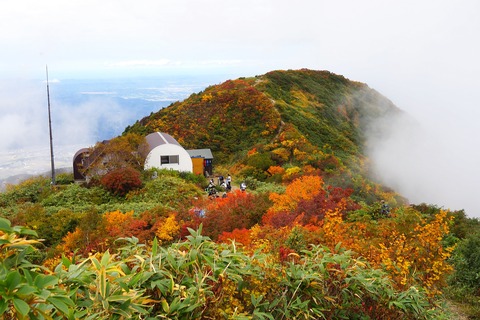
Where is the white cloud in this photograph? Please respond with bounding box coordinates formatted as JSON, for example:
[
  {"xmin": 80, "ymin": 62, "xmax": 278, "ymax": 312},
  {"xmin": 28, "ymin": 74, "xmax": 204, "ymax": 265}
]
[
  {"xmin": 106, "ymin": 59, "xmax": 172, "ymax": 68},
  {"xmin": 368, "ymin": 99, "xmax": 480, "ymax": 217},
  {"xmin": 0, "ymin": 78, "xmax": 137, "ymax": 179}
]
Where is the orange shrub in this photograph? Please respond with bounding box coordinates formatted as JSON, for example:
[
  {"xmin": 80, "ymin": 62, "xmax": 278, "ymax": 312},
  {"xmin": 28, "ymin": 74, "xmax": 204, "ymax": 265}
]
[
  {"xmin": 218, "ymin": 228, "xmax": 252, "ymax": 247},
  {"xmin": 267, "ymin": 165, "xmax": 285, "ymax": 176},
  {"xmin": 262, "ymin": 175, "xmax": 323, "ymax": 226},
  {"xmin": 104, "ymin": 210, "xmax": 134, "ymax": 238}
]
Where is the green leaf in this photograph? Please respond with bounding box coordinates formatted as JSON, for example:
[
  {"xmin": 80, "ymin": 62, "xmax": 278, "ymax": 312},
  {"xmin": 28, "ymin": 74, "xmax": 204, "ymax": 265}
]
[
  {"xmin": 169, "ymin": 297, "xmax": 181, "ymax": 313},
  {"xmin": 0, "ymin": 298, "xmax": 8, "ymax": 314},
  {"xmin": 19, "ymin": 228, "xmax": 38, "ymax": 237},
  {"xmin": 161, "ymin": 299, "xmax": 169, "ymax": 313},
  {"xmin": 13, "ymin": 298, "xmax": 30, "ymax": 316},
  {"xmin": 47, "ymin": 297, "xmax": 71, "ymax": 315},
  {"xmin": 6, "ymin": 271, "xmax": 22, "ymax": 291},
  {"xmin": 16, "ymin": 285, "xmax": 36, "ymax": 296},
  {"xmin": 61, "ymin": 255, "xmax": 73, "ymax": 268},
  {"xmin": 0, "ymin": 217, "xmax": 12, "ymax": 231},
  {"xmin": 74, "ymin": 309, "xmax": 89, "ymax": 319},
  {"xmin": 253, "ymin": 310, "xmax": 275, "ymax": 320},
  {"xmin": 152, "ymin": 237, "xmax": 158, "ymax": 257},
  {"xmin": 106, "ymin": 294, "xmax": 130, "ymax": 303},
  {"xmin": 34, "ymin": 274, "xmax": 58, "ymax": 289},
  {"xmin": 151, "ymin": 278, "xmax": 174, "ymax": 295},
  {"xmin": 91, "ymin": 257, "xmax": 101, "ymax": 270},
  {"xmin": 389, "ymin": 300, "xmax": 407, "ymax": 311},
  {"xmin": 99, "ymin": 266, "xmax": 107, "ymax": 299},
  {"xmin": 101, "ymin": 250, "xmax": 111, "ymax": 267}
]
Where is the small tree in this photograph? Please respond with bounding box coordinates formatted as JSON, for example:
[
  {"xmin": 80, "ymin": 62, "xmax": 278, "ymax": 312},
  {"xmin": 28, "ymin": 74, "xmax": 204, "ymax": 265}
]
[
  {"xmin": 81, "ymin": 133, "xmax": 148, "ymax": 179},
  {"xmin": 100, "ymin": 167, "xmax": 142, "ymax": 196}
]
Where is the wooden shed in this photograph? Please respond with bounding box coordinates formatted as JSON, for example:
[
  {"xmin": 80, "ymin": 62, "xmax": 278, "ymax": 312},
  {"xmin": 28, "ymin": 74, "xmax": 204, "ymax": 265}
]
[{"xmin": 186, "ymin": 149, "xmax": 214, "ymax": 176}]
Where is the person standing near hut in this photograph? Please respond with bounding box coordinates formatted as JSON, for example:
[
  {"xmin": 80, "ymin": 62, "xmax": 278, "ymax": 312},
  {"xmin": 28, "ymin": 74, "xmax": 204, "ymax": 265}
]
[{"xmin": 226, "ymin": 174, "xmax": 232, "ymax": 192}]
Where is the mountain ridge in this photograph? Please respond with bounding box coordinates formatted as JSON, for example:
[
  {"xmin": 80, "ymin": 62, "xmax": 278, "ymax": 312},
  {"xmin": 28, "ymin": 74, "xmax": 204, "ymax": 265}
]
[{"xmin": 124, "ymin": 69, "xmax": 402, "ymax": 177}]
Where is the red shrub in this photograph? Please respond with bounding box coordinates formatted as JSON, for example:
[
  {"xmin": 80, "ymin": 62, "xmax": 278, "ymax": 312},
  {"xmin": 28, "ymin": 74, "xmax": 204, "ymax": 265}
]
[
  {"xmin": 201, "ymin": 190, "xmax": 271, "ymax": 240},
  {"xmin": 100, "ymin": 167, "xmax": 142, "ymax": 196},
  {"xmin": 295, "ymin": 186, "xmax": 360, "ymax": 225}
]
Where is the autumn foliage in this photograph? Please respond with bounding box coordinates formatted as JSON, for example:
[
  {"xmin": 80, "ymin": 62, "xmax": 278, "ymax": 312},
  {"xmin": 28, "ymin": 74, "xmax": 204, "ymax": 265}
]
[
  {"xmin": 178, "ymin": 190, "xmax": 271, "ymax": 240},
  {"xmin": 100, "ymin": 166, "xmax": 142, "ymax": 196}
]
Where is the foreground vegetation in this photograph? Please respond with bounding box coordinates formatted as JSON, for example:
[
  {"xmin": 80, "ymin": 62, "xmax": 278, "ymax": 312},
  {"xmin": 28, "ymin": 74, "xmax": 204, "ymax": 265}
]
[
  {"xmin": 2, "ymin": 69, "xmax": 480, "ymax": 318},
  {"xmin": 0, "ymin": 216, "xmax": 451, "ymax": 319},
  {"xmin": 1, "ymin": 169, "xmax": 479, "ymax": 319}
]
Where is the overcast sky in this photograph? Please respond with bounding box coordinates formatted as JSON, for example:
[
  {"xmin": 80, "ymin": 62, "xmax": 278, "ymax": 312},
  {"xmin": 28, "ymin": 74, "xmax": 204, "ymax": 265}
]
[{"xmin": 1, "ymin": 0, "xmax": 479, "ymax": 217}]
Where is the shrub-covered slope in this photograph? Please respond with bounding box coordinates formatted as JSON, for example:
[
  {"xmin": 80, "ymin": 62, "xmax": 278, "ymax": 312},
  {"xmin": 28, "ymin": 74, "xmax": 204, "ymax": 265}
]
[{"xmin": 125, "ymin": 69, "xmax": 401, "ymax": 165}]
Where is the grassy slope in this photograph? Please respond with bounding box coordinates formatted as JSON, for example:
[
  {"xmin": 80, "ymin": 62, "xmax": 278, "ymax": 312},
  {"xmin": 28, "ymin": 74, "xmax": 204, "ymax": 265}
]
[{"xmin": 256, "ymin": 69, "xmax": 402, "ymax": 160}]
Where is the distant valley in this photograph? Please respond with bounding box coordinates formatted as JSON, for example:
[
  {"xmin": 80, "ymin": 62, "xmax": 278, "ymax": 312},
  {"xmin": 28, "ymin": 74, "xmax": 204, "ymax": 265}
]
[{"xmin": 0, "ymin": 75, "xmax": 231, "ymax": 183}]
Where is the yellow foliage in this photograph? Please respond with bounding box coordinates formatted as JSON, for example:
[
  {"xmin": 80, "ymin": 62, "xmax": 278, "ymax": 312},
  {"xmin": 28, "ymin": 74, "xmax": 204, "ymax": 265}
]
[
  {"xmin": 377, "ymin": 210, "xmax": 455, "ymax": 295},
  {"xmin": 271, "ymin": 147, "xmax": 290, "ymax": 162},
  {"xmin": 104, "ymin": 210, "xmax": 133, "ymax": 226},
  {"xmin": 61, "ymin": 227, "xmax": 83, "ymax": 252},
  {"xmin": 317, "ymin": 208, "xmax": 454, "ymax": 295},
  {"xmin": 155, "ymin": 213, "xmax": 180, "ymax": 243},
  {"xmin": 103, "ymin": 210, "xmax": 134, "ymax": 237},
  {"xmin": 283, "ymin": 166, "xmax": 301, "ymax": 180},
  {"xmin": 201, "ymin": 93, "xmax": 213, "ymax": 102},
  {"xmin": 321, "ymin": 203, "xmax": 347, "ymax": 249},
  {"xmin": 293, "ymin": 148, "xmax": 308, "ymax": 162}
]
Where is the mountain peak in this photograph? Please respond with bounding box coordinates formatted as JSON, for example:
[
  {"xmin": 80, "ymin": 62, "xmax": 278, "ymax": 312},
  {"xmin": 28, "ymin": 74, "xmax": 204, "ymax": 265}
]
[{"xmin": 125, "ymin": 69, "xmax": 400, "ymax": 167}]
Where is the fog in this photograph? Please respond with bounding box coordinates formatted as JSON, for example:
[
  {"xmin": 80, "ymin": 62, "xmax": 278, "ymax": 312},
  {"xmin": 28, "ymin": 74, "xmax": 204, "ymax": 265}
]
[
  {"xmin": 0, "ymin": 79, "xmax": 135, "ymax": 179},
  {"xmin": 368, "ymin": 79, "xmax": 480, "ymax": 218}
]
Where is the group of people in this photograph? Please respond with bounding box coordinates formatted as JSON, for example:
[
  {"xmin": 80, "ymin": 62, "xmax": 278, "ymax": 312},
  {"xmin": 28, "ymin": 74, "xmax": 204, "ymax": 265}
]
[
  {"xmin": 217, "ymin": 174, "xmax": 232, "ymax": 192},
  {"xmin": 206, "ymin": 174, "xmax": 247, "ymax": 198}
]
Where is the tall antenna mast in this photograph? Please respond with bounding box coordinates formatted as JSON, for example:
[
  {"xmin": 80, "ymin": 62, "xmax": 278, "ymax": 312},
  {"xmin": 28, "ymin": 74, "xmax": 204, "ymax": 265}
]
[{"xmin": 46, "ymin": 65, "xmax": 56, "ymax": 185}]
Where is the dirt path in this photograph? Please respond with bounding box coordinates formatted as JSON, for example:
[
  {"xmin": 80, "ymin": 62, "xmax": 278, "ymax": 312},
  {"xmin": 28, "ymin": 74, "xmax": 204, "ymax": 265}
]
[{"xmin": 445, "ymin": 300, "xmax": 469, "ymax": 320}]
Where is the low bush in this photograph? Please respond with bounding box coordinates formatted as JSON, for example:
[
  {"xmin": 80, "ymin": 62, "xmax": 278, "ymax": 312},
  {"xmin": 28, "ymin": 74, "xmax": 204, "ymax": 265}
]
[{"xmin": 100, "ymin": 167, "xmax": 143, "ymax": 197}]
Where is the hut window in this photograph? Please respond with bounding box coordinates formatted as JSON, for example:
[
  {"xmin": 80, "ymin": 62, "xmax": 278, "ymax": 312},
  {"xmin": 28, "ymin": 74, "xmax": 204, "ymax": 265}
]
[{"xmin": 161, "ymin": 155, "xmax": 179, "ymax": 164}]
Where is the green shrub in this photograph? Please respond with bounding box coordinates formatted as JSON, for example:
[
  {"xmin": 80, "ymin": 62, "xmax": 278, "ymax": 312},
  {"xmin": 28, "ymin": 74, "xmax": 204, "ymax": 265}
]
[
  {"xmin": 449, "ymin": 232, "xmax": 480, "ymax": 291},
  {"xmin": 41, "ymin": 183, "xmax": 113, "ymax": 208},
  {"xmin": 126, "ymin": 175, "xmax": 202, "ymax": 208},
  {"xmin": 55, "ymin": 172, "xmax": 75, "ymax": 185},
  {"xmin": 12, "ymin": 205, "xmax": 79, "ymax": 248},
  {"xmin": 0, "ymin": 176, "xmax": 53, "ymax": 206},
  {"xmin": 246, "ymin": 152, "xmax": 275, "ymax": 171}
]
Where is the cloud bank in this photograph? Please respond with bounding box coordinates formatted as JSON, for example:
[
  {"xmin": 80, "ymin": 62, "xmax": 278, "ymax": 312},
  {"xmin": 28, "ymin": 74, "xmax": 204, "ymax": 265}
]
[
  {"xmin": 368, "ymin": 93, "xmax": 480, "ymax": 218},
  {"xmin": 0, "ymin": 79, "xmax": 135, "ymax": 179}
]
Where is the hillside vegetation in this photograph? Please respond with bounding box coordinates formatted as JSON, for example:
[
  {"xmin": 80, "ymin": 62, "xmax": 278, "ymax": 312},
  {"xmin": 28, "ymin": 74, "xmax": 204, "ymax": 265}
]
[
  {"xmin": 126, "ymin": 70, "xmax": 400, "ymax": 163},
  {"xmin": 1, "ymin": 69, "xmax": 479, "ymax": 319}
]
